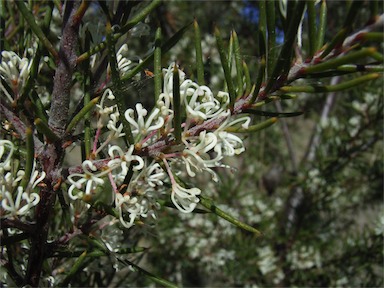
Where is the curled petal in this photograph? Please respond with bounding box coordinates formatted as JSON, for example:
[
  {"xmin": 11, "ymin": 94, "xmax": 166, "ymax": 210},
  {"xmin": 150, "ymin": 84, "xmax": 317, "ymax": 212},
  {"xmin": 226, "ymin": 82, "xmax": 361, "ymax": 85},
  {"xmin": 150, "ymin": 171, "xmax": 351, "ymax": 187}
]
[
  {"xmin": 82, "ymin": 160, "xmax": 97, "ymax": 174},
  {"xmin": 171, "ymin": 183, "xmax": 201, "ymax": 213}
]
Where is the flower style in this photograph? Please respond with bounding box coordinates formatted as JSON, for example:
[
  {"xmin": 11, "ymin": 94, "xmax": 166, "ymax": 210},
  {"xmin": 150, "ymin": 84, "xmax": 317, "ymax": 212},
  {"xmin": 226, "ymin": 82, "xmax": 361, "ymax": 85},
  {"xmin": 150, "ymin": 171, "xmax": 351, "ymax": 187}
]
[
  {"xmin": 94, "ymin": 89, "xmax": 124, "ymax": 156},
  {"xmin": 107, "ymin": 112, "xmax": 124, "ymax": 138},
  {"xmin": 212, "ymin": 115, "xmax": 251, "ymax": 157},
  {"xmin": 115, "ymin": 193, "xmax": 137, "ymax": 228},
  {"xmin": 0, "ymin": 51, "xmax": 32, "ymax": 101}
]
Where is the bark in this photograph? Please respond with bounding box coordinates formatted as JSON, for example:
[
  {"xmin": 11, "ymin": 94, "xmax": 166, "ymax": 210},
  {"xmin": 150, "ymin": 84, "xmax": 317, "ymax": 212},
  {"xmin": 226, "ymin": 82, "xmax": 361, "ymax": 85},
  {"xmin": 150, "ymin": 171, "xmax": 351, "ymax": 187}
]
[{"xmin": 25, "ymin": 1, "xmax": 82, "ymax": 286}]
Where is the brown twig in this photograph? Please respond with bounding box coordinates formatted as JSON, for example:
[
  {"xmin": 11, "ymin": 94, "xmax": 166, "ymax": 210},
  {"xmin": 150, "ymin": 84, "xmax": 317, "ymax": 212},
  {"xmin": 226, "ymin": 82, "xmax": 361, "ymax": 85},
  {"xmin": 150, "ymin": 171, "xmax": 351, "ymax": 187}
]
[{"xmin": 25, "ymin": 1, "xmax": 84, "ymax": 286}]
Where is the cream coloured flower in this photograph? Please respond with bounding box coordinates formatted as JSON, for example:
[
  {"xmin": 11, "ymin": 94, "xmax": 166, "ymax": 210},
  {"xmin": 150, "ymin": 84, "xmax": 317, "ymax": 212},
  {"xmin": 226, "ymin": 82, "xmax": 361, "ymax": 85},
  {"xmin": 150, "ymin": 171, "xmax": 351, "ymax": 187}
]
[
  {"xmin": 124, "ymin": 103, "xmax": 164, "ymax": 143},
  {"xmin": 0, "ymin": 51, "xmax": 32, "ymax": 100},
  {"xmin": 67, "ymin": 160, "xmax": 108, "ymax": 200}
]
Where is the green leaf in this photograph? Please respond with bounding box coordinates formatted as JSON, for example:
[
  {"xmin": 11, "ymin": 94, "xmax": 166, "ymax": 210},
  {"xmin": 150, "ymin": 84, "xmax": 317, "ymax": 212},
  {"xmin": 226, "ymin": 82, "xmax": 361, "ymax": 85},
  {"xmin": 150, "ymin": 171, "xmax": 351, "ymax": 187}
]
[
  {"xmin": 154, "ymin": 27, "xmax": 162, "ymax": 103},
  {"xmin": 307, "ymin": 0, "xmax": 317, "ymax": 56},
  {"xmin": 81, "ymin": 29, "xmax": 93, "ymax": 159},
  {"xmin": 258, "ymin": 0, "xmax": 267, "ymax": 57},
  {"xmin": 320, "ymin": 0, "xmax": 363, "ymax": 58},
  {"xmin": 18, "ymin": 2, "xmax": 54, "ymax": 106},
  {"xmin": 225, "ymin": 117, "xmax": 278, "ymax": 133},
  {"xmin": 66, "ymin": 97, "xmax": 100, "ymax": 134},
  {"xmin": 15, "ymin": 1, "xmax": 58, "ymax": 60},
  {"xmin": 20, "ymin": 127, "xmax": 34, "ymax": 190},
  {"xmin": 316, "ymin": 0, "xmax": 327, "ymax": 51},
  {"xmin": 29, "ymin": 90, "xmax": 49, "ymax": 124},
  {"xmin": 59, "ymin": 250, "xmax": 91, "ymax": 287},
  {"xmin": 199, "ymin": 195, "xmax": 262, "ymax": 236},
  {"xmin": 173, "ymin": 65, "xmax": 182, "ymax": 144},
  {"xmin": 243, "ymin": 60, "xmax": 252, "ymax": 95},
  {"xmin": 243, "ymin": 109, "xmax": 303, "ymax": 118},
  {"xmin": 106, "ymin": 21, "xmax": 134, "ymax": 145},
  {"xmin": 121, "ymin": 259, "xmax": 178, "ymax": 288},
  {"xmin": 194, "ymin": 18, "xmax": 205, "ymax": 85},
  {"xmin": 215, "ymin": 26, "xmax": 236, "ymax": 109},
  {"xmin": 34, "ymin": 118, "xmax": 60, "ymax": 143},
  {"xmin": 250, "ymin": 57, "xmax": 266, "ymax": 103},
  {"xmin": 263, "ymin": 1, "xmax": 306, "ymax": 96},
  {"xmin": 281, "ymin": 73, "xmax": 380, "ymax": 93},
  {"xmin": 266, "ymin": 0, "xmax": 276, "ymax": 77},
  {"xmin": 232, "ymin": 30, "xmax": 244, "ymax": 98},
  {"xmin": 303, "ymin": 48, "xmax": 378, "ymax": 74}
]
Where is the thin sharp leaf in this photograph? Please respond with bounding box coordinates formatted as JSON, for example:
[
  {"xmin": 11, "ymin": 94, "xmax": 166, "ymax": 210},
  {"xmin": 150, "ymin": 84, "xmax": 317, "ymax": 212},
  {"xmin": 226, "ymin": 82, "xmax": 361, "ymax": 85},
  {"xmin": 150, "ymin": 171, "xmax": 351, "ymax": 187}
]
[
  {"xmin": 199, "ymin": 195, "xmax": 262, "ymax": 236},
  {"xmin": 244, "ymin": 109, "xmax": 303, "ymax": 118}
]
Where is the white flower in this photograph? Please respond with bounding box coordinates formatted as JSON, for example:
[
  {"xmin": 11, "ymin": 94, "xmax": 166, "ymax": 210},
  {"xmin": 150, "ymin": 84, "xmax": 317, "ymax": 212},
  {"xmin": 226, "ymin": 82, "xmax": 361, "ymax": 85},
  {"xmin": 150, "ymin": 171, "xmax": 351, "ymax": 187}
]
[
  {"xmin": 158, "ymin": 63, "xmax": 230, "ymax": 127},
  {"xmin": 0, "ymin": 140, "xmax": 14, "ymax": 172},
  {"xmin": 115, "ymin": 193, "xmax": 137, "ymax": 228},
  {"xmin": 114, "ymin": 184, "xmax": 160, "ymax": 229},
  {"xmin": 171, "ymin": 182, "xmax": 201, "ymax": 213},
  {"xmin": 210, "ymin": 116, "xmax": 250, "ymax": 157},
  {"xmin": 0, "ymin": 51, "xmax": 32, "ymax": 100},
  {"xmin": 107, "ymin": 145, "xmax": 144, "ymax": 185},
  {"xmin": 124, "ymin": 103, "xmax": 164, "ymax": 143},
  {"xmin": 288, "ymin": 245, "xmax": 322, "ymax": 270},
  {"xmin": 180, "ymin": 80, "xmax": 225, "ymax": 121},
  {"xmin": 145, "ymin": 162, "xmax": 166, "ymax": 187},
  {"xmin": 181, "ymin": 131, "xmax": 221, "ymax": 181},
  {"xmin": 163, "ymin": 158, "xmax": 201, "ymax": 213},
  {"xmin": 215, "ymin": 131, "xmax": 246, "ymax": 156},
  {"xmin": 1, "ymin": 187, "xmax": 40, "ymax": 216},
  {"xmin": 96, "ymin": 89, "xmax": 118, "ymax": 129},
  {"xmin": 217, "ymin": 115, "xmax": 251, "ymax": 131},
  {"xmin": 107, "ymin": 112, "xmax": 124, "ymax": 138},
  {"xmin": 67, "ymin": 160, "xmax": 108, "ymax": 200},
  {"xmin": 0, "ymin": 142, "xmax": 45, "ymax": 218},
  {"xmin": 257, "ymin": 246, "xmax": 279, "ymax": 275},
  {"xmin": 115, "ymin": 44, "xmax": 142, "ymax": 78}
]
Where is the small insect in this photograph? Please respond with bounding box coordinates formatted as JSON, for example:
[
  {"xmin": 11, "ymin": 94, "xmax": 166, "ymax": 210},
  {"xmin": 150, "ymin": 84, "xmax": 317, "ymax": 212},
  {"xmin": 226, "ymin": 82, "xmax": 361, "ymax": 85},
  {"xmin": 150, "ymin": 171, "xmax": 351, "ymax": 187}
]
[{"xmin": 144, "ymin": 69, "xmax": 155, "ymax": 78}]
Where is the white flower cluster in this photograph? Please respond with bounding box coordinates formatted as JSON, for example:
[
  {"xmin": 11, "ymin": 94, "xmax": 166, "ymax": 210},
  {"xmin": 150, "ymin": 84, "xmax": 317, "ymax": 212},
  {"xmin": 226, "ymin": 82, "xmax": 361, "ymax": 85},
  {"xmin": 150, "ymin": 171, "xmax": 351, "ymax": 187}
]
[
  {"xmin": 0, "ymin": 140, "xmax": 45, "ymax": 218},
  {"xmin": 107, "ymin": 44, "xmax": 143, "ymax": 79},
  {"xmin": 0, "ymin": 51, "xmax": 32, "ymax": 101},
  {"xmin": 67, "ymin": 62, "xmax": 250, "ymax": 228},
  {"xmin": 287, "ymin": 244, "xmax": 322, "ymax": 270},
  {"xmin": 257, "ymin": 245, "xmax": 285, "ymax": 283}
]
